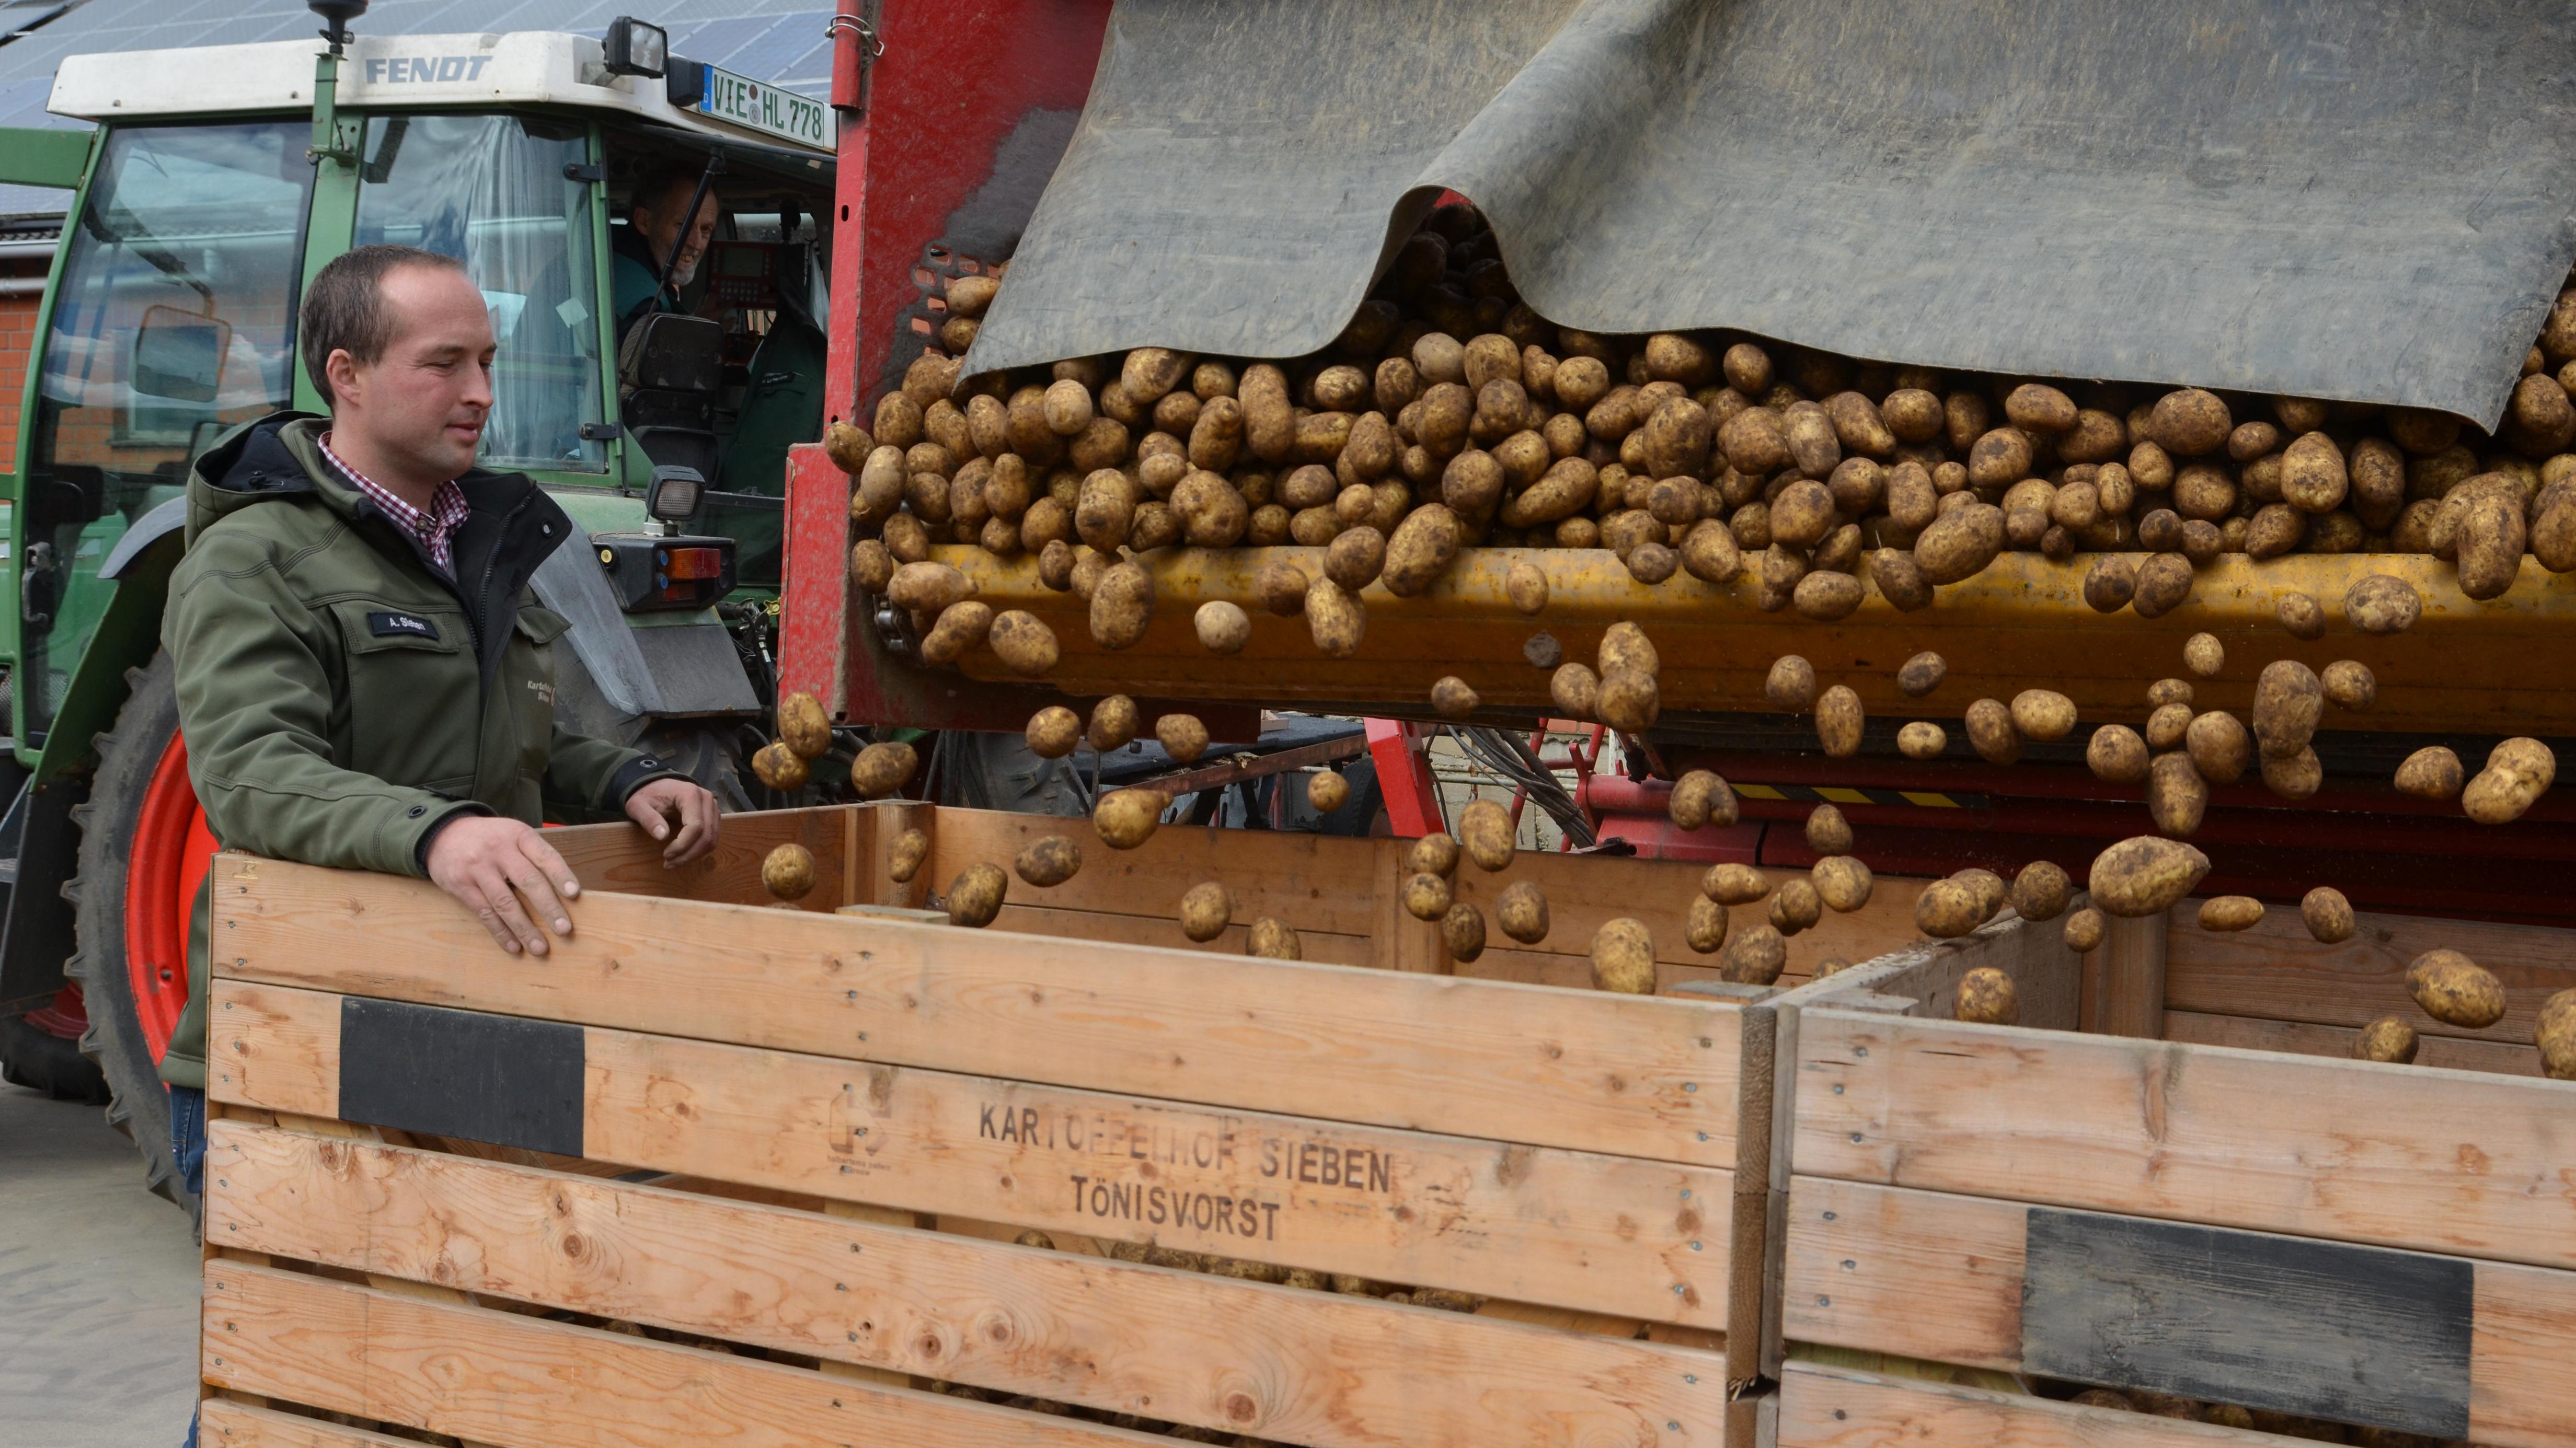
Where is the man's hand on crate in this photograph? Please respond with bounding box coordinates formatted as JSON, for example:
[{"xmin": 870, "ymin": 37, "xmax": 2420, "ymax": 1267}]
[
  {"xmin": 427, "ymin": 818, "xmax": 587, "ymax": 957},
  {"xmin": 625, "ymin": 778, "xmax": 722, "ymax": 868}
]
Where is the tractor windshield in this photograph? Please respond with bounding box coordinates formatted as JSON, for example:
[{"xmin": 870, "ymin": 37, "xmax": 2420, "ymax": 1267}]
[{"xmin": 354, "ymin": 113, "xmax": 606, "ymax": 474}]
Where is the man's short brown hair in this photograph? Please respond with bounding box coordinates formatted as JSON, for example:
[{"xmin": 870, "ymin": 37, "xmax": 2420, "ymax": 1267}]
[{"xmin": 300, "ymin": 244, "xmax": 469, "ymax": 406}]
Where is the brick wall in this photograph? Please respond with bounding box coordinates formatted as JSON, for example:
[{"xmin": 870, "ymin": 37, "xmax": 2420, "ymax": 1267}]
[{"xmin": 0, "ymin": 291, "xmax": 36, "ymax": 463}]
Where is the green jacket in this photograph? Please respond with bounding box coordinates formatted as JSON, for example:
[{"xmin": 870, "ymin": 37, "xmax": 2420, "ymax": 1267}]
[{"xmin": 157, "ymin": 414, "xmax": 682, "ymax": 1087}]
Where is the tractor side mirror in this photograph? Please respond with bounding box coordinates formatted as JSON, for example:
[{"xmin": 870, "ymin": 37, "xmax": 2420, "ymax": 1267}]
[{"xmin": 132, "ymin": 305, "xmax": 231, "ymax": 402}]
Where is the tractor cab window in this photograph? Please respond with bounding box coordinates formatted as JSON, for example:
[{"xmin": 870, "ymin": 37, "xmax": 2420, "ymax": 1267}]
[
  {"xmin": 24, "ymin": 120, "xmax": 312, "ymax": 740},
  {"xmin": 354, "ymin": 113, "xmax": 606, "ymax": 474}
]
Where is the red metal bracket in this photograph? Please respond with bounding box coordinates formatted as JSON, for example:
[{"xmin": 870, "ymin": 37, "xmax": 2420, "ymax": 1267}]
[{"xmin": 1366, "ymin": 719, "xmax": 1445, "ymax": 838}]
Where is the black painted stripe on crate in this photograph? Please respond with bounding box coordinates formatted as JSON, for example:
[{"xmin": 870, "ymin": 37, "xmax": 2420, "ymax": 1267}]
[
  {"xmin": 2019, "ymin": 1207, "xmax": 2472, "ymax": 1438},
  {"xmin": 337, "ymin": 998, "xmax": 585, "ymax": 1158}
]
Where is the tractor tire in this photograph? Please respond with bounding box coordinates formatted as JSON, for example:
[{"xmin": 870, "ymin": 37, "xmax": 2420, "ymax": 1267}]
[
  {"xmin": 63, "ymin": 651, "xmax": 197, "ymax": 1213},
  {"xmin": 0, "ymin": 1011, "xmax": 110, "ymax": 1103}
]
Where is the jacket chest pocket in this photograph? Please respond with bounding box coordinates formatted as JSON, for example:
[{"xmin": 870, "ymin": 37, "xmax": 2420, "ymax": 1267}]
[
  {"xmin": 508, "ymin": 605, "xmax": 573, "ymax": 782},
  {"xmin": 327, "ymin": 600, "xmax": 476, "ymax": 790}
]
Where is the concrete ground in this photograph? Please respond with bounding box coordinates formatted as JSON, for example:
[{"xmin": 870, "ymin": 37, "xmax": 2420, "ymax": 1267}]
[{"xmin": 0, "ymin": 1082, "xmax": 202, "ymax": 1446}]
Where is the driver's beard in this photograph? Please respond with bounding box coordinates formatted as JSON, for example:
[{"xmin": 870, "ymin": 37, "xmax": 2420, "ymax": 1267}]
[{"xmin": 671, "ymin": 254, "xmax": 701, "ymax": 287}]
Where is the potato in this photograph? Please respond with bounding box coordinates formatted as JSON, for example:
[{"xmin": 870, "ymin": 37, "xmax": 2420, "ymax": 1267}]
[
  {"xmin": 1497, "ymin": 881, "xmax": 1551, "ymax": 944},
  {"xmin": 1176, "ymin": 881, "xmax": 1234, "ymax": 943},
  {"xmin": 2260, "ymin": 746, "xmax": 2322, "ymax": 801},
  {"xmin": 1441, "ymin": 902, "xmax": 1488, "ymax": 964},
  {"xmin": 2129, "ymin": 552, "xmax": 2194, "ymax": 619},
  {"xmin": 775, "ymin": 692, "xmax": 833, "ymax": 761},
  {"xmin": 1952, "ymin": 868, "xmax": 2006, "ymax": 922},
  {"xmin": 1386, "ymin": 869, "xmax": 1451, "ymax": 924},
  {"xmin": 1814, "ymin": 686, "xmax": 1865, "ymax": 758},
  {"xmin": 1868, "ymin": 548, "xmax": 1932, "ymax": 612},
  {"xmin": 1720, "ymin": 922, "xmax": 1787, "ymax": 986},
  {"xmin": 2352, "ymin": 1017, "xmax": 2419, "ymax": 1065},
  {"xmin": 1595, "ymin": 669, "xmax": 1661, "ymax": 733},
  {"xmin": 1590, "ymin": 919, "xmax": 1658, "ymax": 994},
  {"xmin": 1954, "ymin": 967, "xmax": 2019, "ymax": 1026},
  {"xmin": 1551, "ymin": 662, "xmax": 1600, "ymax": 720},
  {"xmin": 850, "ymin": 741, "xmax": 918, "ymax": 798},
  {"xmin": 1964, "ymin": 698, "xmax": 2021, "ymax": 766},
  {"xmin": 2251, "ymin": 660, "xmax": 2322, "ymax": 758},
  {"xmin": 970, "ymin": 609, "xmax": 1055, "ymax": 678},
  {"xmin": 1806, "ymin": 803, "xmax": 1854, "ymax": 856},
  {"xmin": 1375, "ymin": 502, "xmax": 1461, "ymax": 597},
  {"xmin": 2455, "ymin": 493, "xmax": 2525, "ymax": 600},
  {"xmin": 762, "ymin": 842, "xmax": 817, "ymax": 901},
  {"xmin": 1912, "ymin": 503, "xmax": 2005, "ymax": 584},
  {"xmin": 1416, "ymin": 674, "xmax": 1480, "ymax": 721},
  {"xmin": 1015, "ymin": 835, "xmax": 1084, "ymax": 888},
  {"xmin": 887, "ymin": 827, "xmax": 930, "ymax": 885},
  {"xmin": 1092, "ymin": 787, "xmax": 1166, "ymax": 849},
  {"xmin": 2143, "ymin": 702, "xmax": 2193, "ymax": 752},
  {"xmin": 2087, "ymin": 724, "xmax": 2150, "ymax": 783},
  {"xmin": 1813, "ymin": 855, "xmax": 1875, "ymax": 912},
  {"xmin": 1683, "ymin": 895, "xmax": 1730, "ymax": 954},
  {"xmin": 2181, "ymin": 632, "xmax": 2224, "ymax": 678},
  {"xmin": 1766, "ymin": 655, "xmax": 1818, "ymax": 712},
  {"xmin": 2198, "ymin": 895, "xmax": 2264, "ymax": 932},
  {"xmin": 1995, "ymin": 862, "xmax": 2065, "ymax": 924},
  {"xmin": 1155, "ymin": 713, "xmax": 1210, "ymax": 765},
  {"xmin": 1324, "ymin": 524, "xmax": 1387, "ymax": 593},
  {"xmin": 2537, "ymin": 989, "xmax": 2576, "ymax": 1080},
  {"xmin": 1898, "ymin": 722, "xmax": 1949, "ymax": 760},
  {"xmin": 1246, "ymin": 917, "xmax": 1300, "ymax": 959},
  {"xmin": 2088, "ymin": 835, "xmax": 2211, "ymax": 917},
  {"xmin": 2009, "ymin": 690, "xmax": 2077, "ymax": 742},
  {"xmin": 1036, "ymin": 538, "xmax": 1077, "ymax": 590},
  {"xmin": 1669, "ymin": 770, "xmax": 1740, "ymax": 830},
  {"xmin": 2300, "ymin": 886, "xmax": 2355, "ymax": 943},
  {"xmin": 945, "ymin": 862, "xmax": 1009, "ymax": 928},
  {"xmin": 2405, "ymin": 949, "xmax": 2506, "ymax": 1028},
  {"xmin": 2342, "ymin": 573, "xmax": 2422, "ymax": 634},
  {"xmin": 1505, "ymin": 559, "xmax": 1551, "ymax": 613},
  {"xmin": 1027, "ymin": 705, "xmax": 1082, "ymax": 759},
  {"xmin": 1305, "ymin": 575, "xmax": 1367, "ymax": 658},
  {"xmin": 2183, "ymin": 710, "xmax": 2249, "ymax": 785},
  {"xmin": 1087, "ymin": 561, "xmax": 1154, "ymax": 651},
  {"xmin": 848, "ymin": 537, "xmax": 895, "ymax": 593},
  {"xmin": 2149, "ymin": 388, "xmax": 2232, "ymax": 455},
  {"xmin": 918, "ymin": 600, "xmax": 994, "ymax": 667},
  {"xmin": 2394, "ymin": 745, "xmax": 2464, "ymax": 800},
  {"xmin": 1915, "ymin": 878, "xmax": 1984, "ymax": 939},
  {"xmin": 2062, "ymin": 907, "xmax": 2107, "ymax": 953},
  {"xmin": 824, "ymin": 419, "xmax": 876, "ymax": 475},
  {"xmin": 1306, "ymin": 769, "xmax": 1351, "ymax": 815},
  {"xmin": 1703, "ymin": 861, "xmax": 1769, "ymax": 906},
  {"xmin": 887, "ymin": 561, "xmax": 972, "ymax": 614},
  {"xmin": 1897, "ymin": 651, "xmax": 1947, "ymax": 697},
  {"xmin": 1459, "ymin": 798, "xmax": 1515, "ymax": 871},
  {"xmin": 2082, "ymin": 553, "xmax": 2137, "ymax": 613},
  {"xmin": 1769, "ymin": 878, "xmax": 1823, "ymax": 936},
  {"xmin": 2458, "ymin": 736, "xmax": 2556, "ymax": 825},
  {"xmin": 1087, "ymin": 694, "xmax": 1140, "ymax": 751}
]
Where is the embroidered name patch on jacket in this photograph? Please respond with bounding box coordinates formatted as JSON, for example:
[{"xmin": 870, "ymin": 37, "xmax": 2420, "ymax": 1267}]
[{"xmin": 368, "ymin": 611, "xmax": 439, "ymax": 641}]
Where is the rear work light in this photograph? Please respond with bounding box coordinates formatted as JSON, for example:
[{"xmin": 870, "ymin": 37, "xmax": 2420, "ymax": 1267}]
[{"xmin": 593, "ymin": 531, "xmax": 737, "ymax": 612}]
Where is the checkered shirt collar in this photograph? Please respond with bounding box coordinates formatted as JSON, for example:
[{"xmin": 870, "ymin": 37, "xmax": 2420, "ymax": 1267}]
[{"xmin": 317, "ymin": 433, "xmax": 471, "ymax": 576}]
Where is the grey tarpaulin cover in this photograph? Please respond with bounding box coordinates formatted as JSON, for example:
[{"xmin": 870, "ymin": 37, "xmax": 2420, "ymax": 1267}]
[{"xmin": 962, "ymin": 0, "xmax": 2576, "ymax": 425}]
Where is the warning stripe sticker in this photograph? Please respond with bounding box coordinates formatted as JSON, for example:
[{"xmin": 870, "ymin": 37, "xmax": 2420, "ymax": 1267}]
[{"xmin": 1729, "ymin": 783, "xmax": 1990, "ymax": 810}]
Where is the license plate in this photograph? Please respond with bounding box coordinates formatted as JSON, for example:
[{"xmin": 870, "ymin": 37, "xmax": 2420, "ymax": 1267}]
[{"xmin": 696, "ymin": 65, "xmax": 834, "ymax": 150}]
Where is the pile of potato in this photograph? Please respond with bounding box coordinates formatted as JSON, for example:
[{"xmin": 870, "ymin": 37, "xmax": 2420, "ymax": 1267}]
[{"xmin": 834, "ymin": 202, "xmax": 2576, "ymax": 673}]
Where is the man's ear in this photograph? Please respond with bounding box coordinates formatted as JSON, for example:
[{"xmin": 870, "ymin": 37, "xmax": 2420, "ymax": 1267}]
[{"xmin": 324, "ymin": 347, "xmax": 362, "ymax": 408}]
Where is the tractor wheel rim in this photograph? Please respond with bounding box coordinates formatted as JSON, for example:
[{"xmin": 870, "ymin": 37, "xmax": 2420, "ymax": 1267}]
[{"xmin": 125, "ymin": 732, "xmax": 216, "ymax": 1065}]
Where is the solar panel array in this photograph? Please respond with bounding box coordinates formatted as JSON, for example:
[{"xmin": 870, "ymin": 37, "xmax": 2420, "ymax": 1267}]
[{"xmin": 0, "ymin": 0, "xmax": 834, "ymax": 214}]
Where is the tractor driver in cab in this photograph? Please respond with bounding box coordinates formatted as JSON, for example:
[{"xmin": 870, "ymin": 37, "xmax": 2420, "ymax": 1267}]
[{"xmin": 613, "ymin": 162, "xmax": 722, "ymax": 339}]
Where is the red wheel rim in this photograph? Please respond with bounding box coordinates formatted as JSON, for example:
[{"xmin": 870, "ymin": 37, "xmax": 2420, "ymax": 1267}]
[{"xmin": 126, "ymin": 732, "xmax": 217, "ymax": 1065}]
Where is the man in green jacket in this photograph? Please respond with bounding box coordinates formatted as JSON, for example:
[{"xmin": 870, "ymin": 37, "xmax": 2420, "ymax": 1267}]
[{"xmin": 157, "ymin": 246, "xmax": 722, "ymax": 1211}]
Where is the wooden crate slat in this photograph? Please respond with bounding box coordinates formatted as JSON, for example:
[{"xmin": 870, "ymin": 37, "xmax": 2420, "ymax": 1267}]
[
  {"xmin": 2162, "ymin": 1009, "xmax": 2543, "ymax": 1078},
  {"xmin": 197, "ymin": 1400, "xmax": 428, "ymax": 1448},
  {"xmin": 1780, "ymin": 1177, "xmax": 2576, "ymax": 1447},
  {"xmin": 984, "ymin": 900, "xmax": 1382, "ymax": 968},
  {"xmin": 2163, "ymin": 898, "xmax": 2576, "ymax": 1044},
  {"xmin": 201, "ymin": 1259, "xmax": 1166, "ymax": 1448},
  {"xmin": 548, "ymin": 807, "xmax": 850, "ymax": 910},
  {"xmin": 1774, "ymin": 1360, "xmax": 2305, "ymax": 1447},
  {"xmin": 1792, "ymin": 1008, "xmax": 2576, "ymax": 1272},
  {"xmin": 214, "ymin": 853, "xmax": 1743, "ymax": 1167},
  {"xmin": 926, "ymin": 809, "xmax": 1397, "ymax": 939},
  {"xmin": 206, "ymin": 1119, "xmax": 1730, "ymax": 1447},
  {"xmin": 209, "ymin": 982, "xmax": 1733, "ymax": 1327}
]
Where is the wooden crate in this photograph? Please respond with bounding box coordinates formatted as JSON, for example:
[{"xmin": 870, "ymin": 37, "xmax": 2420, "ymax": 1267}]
[
  {"xmin": 192, "ymin": 804, "xmax": 1928, "ymax": 1448},
  {"xmin": 1762, "ymin": 895, "xmax": 2576, "ymax": 1447}
]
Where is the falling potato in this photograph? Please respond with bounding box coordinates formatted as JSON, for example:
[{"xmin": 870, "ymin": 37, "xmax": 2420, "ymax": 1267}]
[
  {"xmin": 1896, "ymin": 651, "xmax": 1946, "ymax": 697},
  {"xmin": 850, "ymin": 741, "xmax": 919, "ymax": 798},
  {"xmin": 2009, "ymin": 861, "xmax": 2071, "ymax": 922},
  {"xmin": 1701, "ymin": 861, "xmax": 1768, "ymax": 906},
  {"xmin": 1814, "ymin": 686, "xmax": 1865, "ymax": 758},
  {"xmin": 1155, "ymin": 713, "xmax": 1210, "ymax": 765},
  {"xmin": 1088, "ymin": 695, "xmax": 1140, "ymax": 751},
  {"xmin": 777, "ymin": 692, "xmax": 833, "ymax": 760},
  {"xmin": 2198, "ymin": 896, "xmax": 2265, "ymax": 931},
  {"xmin": 2008, "ymin": 689, "xmax": 2077, "ymax": 742},
  {"xmin": 762, "ymin": 843, "xmax": 817, "ymax": 901},
  {"xmin": 1769, "ymin": 878, "xmax": 1824, "ymax": 936},
  {"xmin": 1685, "ymin": 896, "xmax": 1729, "ymax": 953},
  {"xmin": 1178, "ymin": 881, "xmax": 1234, "ymax": 942},
  {"xmin": 1246, "ymin": 917, "xmax": 1301, "ymax": 959},
  {"xmin": 752, "ymin": 740, "xmax": 811, "ymax": 793},
  {"xmin": 2352, "ymin": 1017, "xmax": 2419, "ymax": 1065},
  {"xmin": 1812, "ymin": 855, "xmax": 1874, "ymax": 912},
  {"xmin": 888, "ymin": 827, "xmax": 929, "ymax": 884},
  {"xmin": 1963, "ymin": 699, "xmax": 2021, "ymax": 766},
  {"xmin": 2088, "ymin": 836, "xmax": 2211, "ymax": 917},
  {"xmin": 1954, "ymin": 966, "xmax": 2018, "ymax": 1026},
  {"xmin": 1194, "ymin": 600, "xmax": 1252, "ymax": 655},
  {"xmin": 1497, "ymin": 881, "xmax": 1550, "ymax": 943},
  {"xmin": 1898, "ymin": 722, "xmax": 1948, "ymax": 760},
  {"xmin": 1408, "ymin": 832, "xmax": 1460, "ymax": 878},
  {"xmin": 1014, "ymin": 835, "xmax": 1083, "ymax": 888},
  {"xmin": 1441, "ymin": 903, "xmax": 1487, "ymax": 963},
  {"xmin": 1590, "ymin": 919, "xmax": 1657, "ymax": 993},
  {"xmin": 1766, "ymin": 655, "xmax": 1818, "ymax": 713},
  {"xmin": 2300, "ymin": 886, "xmax": 2355, "ymax": 943},
  {"xmin": 1595, "ymin": 668, "xmax": 1661, "ymax": 733},
  {"xmin": 1669, "ymin": 771, "xmax": 1739, "ymax": 830},
  {"xmin": 1026, "ymin": 706, "xmax": 1082, "ymax": 760},
  {"xmin": 1402, "ymin": 872, "xmax": 1453, "ymax": 922},
  {"xmin": 2537, "ymin": 988, "xmax": 2576, "ymax": 1080},
  {"xmin": 986, "ymin": 610, "xmax": 1061, "ymax": 677},
  {"xmin": 2320, "ymin": 660, "xmax": 2375, "ymax": 711},
  {"xmin": 1431, "ymin": 676, "xmax": 1481, "ymax": 720},
  {"xmin": 2062, "ymin": 907, "xmax": 2107, "ymax": 952},
  {"xmin": 1458, "ymin": 798, "xmax": 1515, "ymax": 871},
  {"xmin": 945, "ymin": 862, "xmax": 1009, "ymax": 928},
  {"xmin": 2182, "ymin": 632, "xmax": 2225, "ymax": 678},
  {"xmin": 1915, "ymin": 878, "xmax": 1984, "ymax": 939},
  {"xmin": 2086, "ymin": 724, "xmax": 2149, "ymax": 783},
  {"xmin": 2405, "ymin": 949, "xmax": 2506, "ymax": 1028},
  {"xmin": 1092, "ymin": 788, "xmax": 1168, "ymax": 849},
  {"xmin": 1505, "ymin": 560, "xmax": 1549, "ymax": 615},
  {"xmin": 2462, "ymin": 737, "xmax": 2557, "ymax": 825},
  {"xmin": 1720, "ymin": 922, "xmax": 1786, "ymax": 986},
  {"xmin": 1551, "ymin": 662, "xmax": 1600, "ymax": 720},
  {"xmin": 2393, "ymin": 745, "xmax": 2465, "ymax": 800},
  {"xmin": 1307, "ymin": 769, "xmax": 1351, "ymax": 814}
]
